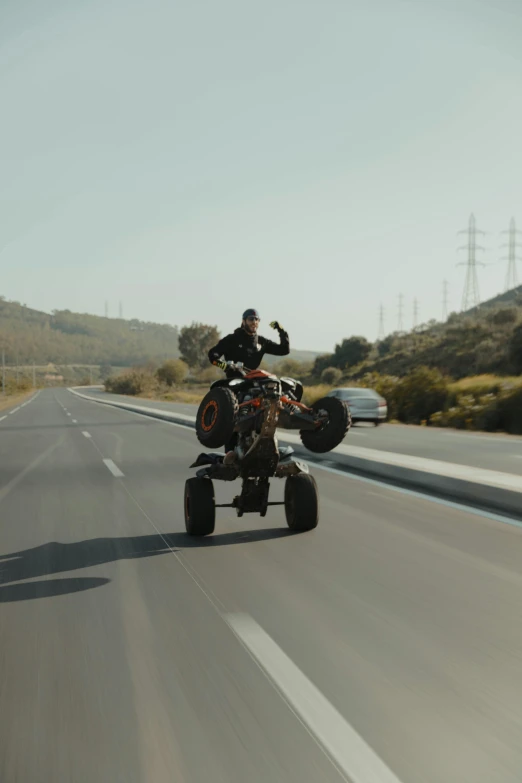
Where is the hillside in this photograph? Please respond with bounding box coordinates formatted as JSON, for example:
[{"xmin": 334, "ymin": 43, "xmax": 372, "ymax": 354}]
[
  {"xmin": 0, "ymin": 298, "xmax": 180, "ymax": 366},
  {"xmin": 313, "ymin": 287, "xmax": 522, "ymax": 381},
  {"xmin": 0, "ymin": 298, "xmax": 320, "ymax": 369}
]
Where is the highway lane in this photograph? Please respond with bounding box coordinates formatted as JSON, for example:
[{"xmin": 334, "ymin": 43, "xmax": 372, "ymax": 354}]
[
  {"xmin": 82, "ymin": 387, "xmax": 522, "ymax": 475},
  {"xmin": 1, "ymin": 388, "xmax": 522, "ymax": 782}
]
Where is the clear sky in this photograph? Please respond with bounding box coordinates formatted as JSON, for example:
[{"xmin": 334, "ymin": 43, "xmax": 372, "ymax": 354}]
[{"xmin": 2, "ymin": 0, "xmax": 522, "ymax": 353}]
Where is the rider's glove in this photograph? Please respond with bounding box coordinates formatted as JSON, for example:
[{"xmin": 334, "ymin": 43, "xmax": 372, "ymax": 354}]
[
  {"xmin": 270, "ymin": 321, "xmax": 283, "ymax": 332},
  {"xmin": 213, "ymin": 360, "xmax": 227, "ymax": 371}
]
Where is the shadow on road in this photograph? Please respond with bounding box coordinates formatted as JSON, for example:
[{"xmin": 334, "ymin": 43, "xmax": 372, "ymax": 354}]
[
  {"xmin": 0, "ymin": 528, "xmax": 295, "ymax": 602},
  {"xmin": 165, "ymin": 528, "xmax": 295, "ymax": 548},
  {"xmin": 0, "ymin": 577, "xmax": 110, "ymax": 602}
]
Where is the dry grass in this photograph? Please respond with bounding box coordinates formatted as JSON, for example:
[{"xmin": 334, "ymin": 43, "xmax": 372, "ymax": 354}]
[
  {"xmin": 449, "ymin": 374, "xmax": 522, "ymax": 397},
  {"xmin": 137, "ymin": 386, "xmax": 206, "ymax": 405},
  {"xmin": 0, "ymin": 390, "xmax": 36, "ymax": 411},
  {"xmin": 302, "ymin": 384, "xmax": 334, "ymax": 405}
]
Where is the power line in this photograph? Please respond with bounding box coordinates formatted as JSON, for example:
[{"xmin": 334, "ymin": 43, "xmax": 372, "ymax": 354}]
[
  {"xmin": 377, "ymin": 304, "xmax": 385, "ymax": 340},
  {"xmin": 442, "ymin": 279, "xmax": 449, "ymax": 321},
  {"xmin": 397, "ymin": 293, "xmax": 404, "ymax": 332},
  {"xmin": 501, "ymin": 217, "xmax": 522, "ymax": 292},
  {"xmin": 457, "ymin": 213, "xmax": 485, "ymax": 311}
]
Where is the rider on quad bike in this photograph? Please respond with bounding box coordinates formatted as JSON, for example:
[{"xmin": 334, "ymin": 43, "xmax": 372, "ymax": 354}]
[
  {"xmin": 208, "ymin": 309, "xmax": 290, "ymax": 378},
  {"xmin": 208, "ymin": 309, "xmax": 291, "ymax": 459}
]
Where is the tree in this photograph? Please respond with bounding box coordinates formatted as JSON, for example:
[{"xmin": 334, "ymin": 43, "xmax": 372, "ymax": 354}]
[
  {"xmin": 312, "ymin": 354, "xmax": 334, "ymax": 379},
  {"xmin": 394, "ymin": 366, "xmax": 448, "ymax": 424},
  {"xmin": 321, "ymin": 367, "xmax": 342, "ymax": 385},
  {"xmin": 332, "ymin": 336, "xmax": 372, "ymax": 369},
  {"xmin": 156, "ymin": 359, "xmax": 188, "ymax": 386},
  {"xmin": 178, "ymin": 322, "xmax": 220, "ymax": 369}
]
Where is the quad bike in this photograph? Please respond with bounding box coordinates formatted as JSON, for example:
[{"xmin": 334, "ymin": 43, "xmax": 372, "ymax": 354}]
[{"xmin": 184, "ymin": 362, "xmax": 351, "ymax": 536}]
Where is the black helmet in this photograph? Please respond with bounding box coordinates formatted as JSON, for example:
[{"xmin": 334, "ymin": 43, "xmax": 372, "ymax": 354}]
[{"xmin": 242, "ymin": 308, "xmax": 260, "ymax": 320}]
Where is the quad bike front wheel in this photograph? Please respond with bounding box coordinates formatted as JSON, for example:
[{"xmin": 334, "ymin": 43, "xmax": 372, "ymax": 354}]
[
  {"xmin": 284, "ymin": 473, "xmax": 319, "ymax": 531},
  {"xmin": 195, "ymin": 387, "xmax": 238, "ymax": 448},
  {"xmin": 184, "ymin": 477, "xmax": 215, "ymax": 536},
  {"xmin": 300, "ymin": 396, "xmax": 350, "ymax": 453}
]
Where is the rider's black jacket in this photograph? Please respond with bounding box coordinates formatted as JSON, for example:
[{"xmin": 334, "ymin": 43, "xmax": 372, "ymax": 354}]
[{"xmin": 208, "ymin": 326, "xmax": 290, "ymax": 376}]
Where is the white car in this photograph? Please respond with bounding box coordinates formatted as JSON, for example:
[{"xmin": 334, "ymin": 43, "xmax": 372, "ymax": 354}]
[{"xmin": 326, "ymin": 387, "xmax": 387, "ymax": 425}]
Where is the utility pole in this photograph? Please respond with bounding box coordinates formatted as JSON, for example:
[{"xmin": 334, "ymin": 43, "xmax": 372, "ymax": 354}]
[
  {"xmin": 442, "ymin": 280, "xmax": 449, "ymax": 321},
  {"xmin": 2, "ymin": 349, "xmax": 5, "ymax": 396},
  {"xmin": 119, "ymin": 301, "xmax": 123, "ymax": 319},
  {"xmin": 377, "ymin": 304, "xmax": 385, "ymax": 341},
  {"xmin": 501, "ymin": 217, "xmax": 521, "ymax": 292},
  {"xmin": 413, "ymin": 298, "xmax": 419, "ymax": 329},
  {"xmin": 397, "ymin": 293, "xmax": 404, "ymax": 332},
  {"xmin": 89, "ymin": 366, "xmax": 93, "ymax": 385},
  {"xmin": 457, "ymin": 213, "xmax": 485, "ymax": 311}
]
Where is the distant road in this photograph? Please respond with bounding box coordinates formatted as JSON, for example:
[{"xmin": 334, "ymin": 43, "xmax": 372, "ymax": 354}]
[
  {"xmin": 84, "ymin": 388, "xmax": 522, "ymax": 475},
  {"xmin": 0, "ymin": 388, "xmax": 521, "ymax": 782}
]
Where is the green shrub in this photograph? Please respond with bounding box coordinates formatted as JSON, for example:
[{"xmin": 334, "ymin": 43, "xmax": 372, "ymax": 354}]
[
  {"xmin": 156, "ymin": 359, "xmax": 188, "ymax": 387},
  {"xmin": 394, "ymin": 366, "xmax": 449, "ymax": 425},
  {"xmin": 105, "ymin": 369, "xmax": 154, "ymax": 395},
  {"xmin": 321, "ymin": 367, "xmax": 342, "ymax": 386}
]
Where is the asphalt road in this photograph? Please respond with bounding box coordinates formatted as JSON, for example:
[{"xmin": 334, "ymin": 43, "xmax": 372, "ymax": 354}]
[
  {"xmin": 85, "ymin": 387, "xmax": 522, "ymax": 475},
  {"xmin": 1, "ymin": 388, "xmax": 522, "ymax": 782}
]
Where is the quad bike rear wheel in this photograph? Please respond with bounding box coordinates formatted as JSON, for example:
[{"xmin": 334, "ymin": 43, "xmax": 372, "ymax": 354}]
[
  {"xmin": 300, "ymin": 396, "xmax": 350, "ymax": 453},
  {"xmin": 184, "ymin": 477, "xmax": 215, "ymax": 536},
  {"xmin": 284, "ymin": 473, "xmax": 319, "ymax": 531},
  {"xmin": 195, "ymin": 387, "xmax": 238, "ymax": 448}
]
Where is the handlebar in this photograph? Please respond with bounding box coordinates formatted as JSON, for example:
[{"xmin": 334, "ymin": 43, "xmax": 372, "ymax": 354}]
[{"xmin": 212, "ymin": 360, "xmax": 252, "ymax": 374}]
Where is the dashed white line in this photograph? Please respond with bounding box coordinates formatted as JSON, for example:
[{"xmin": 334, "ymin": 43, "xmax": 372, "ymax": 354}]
[
  {"xmin": 66, "ymin": 413, "xmax": 71, "ymax": 417},
  {"xmin": 0, "ymin": 416, "xmax": 7, "ymax": 422},
  {"xmin": 82, "ymin": 432, "xmax": 92, "ymax": 439},
  {"xmin": 103, "ymin": 458, "xmax": 124, "ymax": 478},
  {"xmin": 9, "ymin": 407, "xmax": 20, "ymax": 414},
  {"xmin": 72, "ymin": 419, "xmax": 78, "ymax": 424},
  {"xmin": 227, "ymin": 614, "xmax": 402, "ymax": 783}
]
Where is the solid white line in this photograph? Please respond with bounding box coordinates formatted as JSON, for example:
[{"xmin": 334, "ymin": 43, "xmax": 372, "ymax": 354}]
[
  {"xmin": 68, "ymin": 388, "xmax": 522, "ymax": 530},
  {"xmin": 82, "ymin": 432, "xmax": 92, "ymax": 439},
  {"xmin": 9, "ymin": 407, "xmax": 20, "ymax": 414},
  {"xmin": 103, "ymin": 458, "xmax": 124, "ymax": 477},
  {"xmin": 227, "ymin": 613, "xmax": 402, "ymax": 783},
  {"xmin": 310, "ymin": 460, "xmax": 522, "ymax": 531}
]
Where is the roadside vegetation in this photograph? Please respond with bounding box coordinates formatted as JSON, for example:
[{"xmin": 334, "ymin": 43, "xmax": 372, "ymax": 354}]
[{"xmin": 5, "ymin": 286, "xmax": 522, "ymax": 434}]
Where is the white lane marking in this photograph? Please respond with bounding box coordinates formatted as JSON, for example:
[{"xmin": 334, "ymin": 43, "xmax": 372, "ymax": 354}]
[
  {"xmin": 103, "ymin": 458, "xmax": 124, "ymax": 477},
  {"xmin": 82, "ymin": 432, "xmax": 92, "ymax": 439},
  {"xmin": 72, "ymin": 419, "xmax": 78, "ymax": 424},
  {"xmin": 9, "ymin": 407, "xmax": 20, "ymax": 414},
  {"xmin": 0, "ymin": 416, "xmax": 7, "ymax": 422},
  {"xmin": 66, "ymin": 413, "xmax": 71, "ymax": 417},
  {"xmin": 227, "ymin": 614, "xmax": 402, "ymax": 783},
  {"xmin": 67, "ymin": 387, "xmax": 522, "ymax": 531},
  {"xmin": 310, "ymin": 461, "xmax": 522, "ymax": 531}
]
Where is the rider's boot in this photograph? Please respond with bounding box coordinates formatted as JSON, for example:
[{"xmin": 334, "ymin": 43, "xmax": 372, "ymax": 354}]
[{"xmin": 224, "ymin": 432, "xmax": 238, "ymax": 465}]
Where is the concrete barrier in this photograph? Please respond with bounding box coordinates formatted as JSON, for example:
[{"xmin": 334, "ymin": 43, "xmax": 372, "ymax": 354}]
[{"xmin": 68, "ymin": 388, "xmax": 522, "ymax": 519}]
